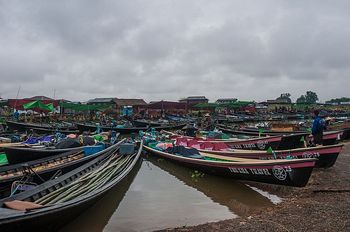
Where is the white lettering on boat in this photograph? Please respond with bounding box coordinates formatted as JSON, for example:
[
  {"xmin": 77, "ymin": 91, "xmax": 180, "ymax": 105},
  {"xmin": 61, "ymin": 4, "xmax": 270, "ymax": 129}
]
[
  {"xmin": 301, "ymin": 152, "xmax": 320, "ymax": 158},
  {"xmin": 228, "ymin": 167, "xmax": 271, "ymax": 175}
]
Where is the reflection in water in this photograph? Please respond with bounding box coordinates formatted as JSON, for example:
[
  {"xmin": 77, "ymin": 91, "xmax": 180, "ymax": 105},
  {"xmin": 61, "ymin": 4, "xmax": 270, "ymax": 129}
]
[
  {"xmin": 60, "ymin": 160, "xmax": 142, "ymax": 232},
  {"xmin": 60, "ymin": 153, "xmax": 279, "ymax": 232},
  {"xmin": 104, "ymin": 159, "xmax": 235, "ymax": 232},
  {"xmin": 145, "ymin": 156, "xmax": 275, "ymax": 216}
]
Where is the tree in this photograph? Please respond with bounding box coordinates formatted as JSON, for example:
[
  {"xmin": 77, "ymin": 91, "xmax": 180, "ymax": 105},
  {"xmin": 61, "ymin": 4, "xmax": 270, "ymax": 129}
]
[
  {"xmin": 296, "ymin": 95, "xmax": 306, "ymax": 104},
  {"xmin": 276, "ymin": 93, "xmax": 292, "ymax": 103},
  {"xmin": 296, "ymin": 91, "xmax": 318, "ymax": 104},
  {"xmin": 305, "ymin": 91, "xmax": 318, "ymax": 104}
]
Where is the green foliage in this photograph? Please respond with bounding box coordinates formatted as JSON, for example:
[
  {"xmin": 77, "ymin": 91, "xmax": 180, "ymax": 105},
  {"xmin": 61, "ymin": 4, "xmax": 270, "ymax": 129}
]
[
  {"xmin": 305, "ymin": 91, "xmax": 318, "ymax": 104},
  {"xmin": 296, "ymin": 91, "xmax": 318, "ymax": 104},
  {"xmin": 296, "ymin": 95, "xmax": 306, "ymax": 104},
  {"xmin": 326, "ymin": 97, "xmax": 350, "ymax": 104},
  {"xmin": 276, "ymin": 93, "xmax": 292, "ymax": 103}
]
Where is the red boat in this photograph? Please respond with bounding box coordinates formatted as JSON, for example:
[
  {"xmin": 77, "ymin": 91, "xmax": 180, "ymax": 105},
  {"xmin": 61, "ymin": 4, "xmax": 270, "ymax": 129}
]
[
  {"xmin": 162, "ymin": 130, "xmax": 307, "ymax": 150},
  {"xmin": 144, "ymin": 144, "xmax": 316, "ymax": 187},
  {"xmin": 183, "ymin": 140, "xmax": 343, "ymax": 168},
  {"xmin": 218, "ymin": 126, "xmax": 343, "ymax": 146}
]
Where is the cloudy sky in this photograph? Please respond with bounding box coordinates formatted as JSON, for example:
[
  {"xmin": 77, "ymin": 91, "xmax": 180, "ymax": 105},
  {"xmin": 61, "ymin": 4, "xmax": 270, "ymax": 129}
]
[{"xmin": 0, "ymin": 0, "xmax": 349, "ymax": 102}]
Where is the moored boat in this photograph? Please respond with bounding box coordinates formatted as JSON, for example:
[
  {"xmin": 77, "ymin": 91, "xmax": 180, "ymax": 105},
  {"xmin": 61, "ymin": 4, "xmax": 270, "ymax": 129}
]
[
  {"xmin": 0, "ymin": 140, "xmax": 143, "ymax": 231},
  {"xmin": 4, "ymin": 146, "xmax": 86, "ymax": 165},
  {"xmin": 6, "ymin": 121, "xmax": 76, "ymax": 133},
  {"xmin": 218, "ymin": 125, "xmax": 343, "ymax": 146},
  {"xmin": 76, "ymin": 122, "xmax": 186, "ymax": 134},
  {"xmin": 143, "ymin": 144, "xmax": 316, "ymax": 187},
  {"xmin": 163, "ymin": 130, "xmax": 307, "ymax": 150},
  {"xmin": 0, "ymin": 139, "xmax": 124, "ymax": 197},
  {"xmin": 31, "ymin": 127, "xmax": 79, "ymax": 135},
  {"xmin": 186, "ymin": 142, "xmax": 343, "ymax": 168}
]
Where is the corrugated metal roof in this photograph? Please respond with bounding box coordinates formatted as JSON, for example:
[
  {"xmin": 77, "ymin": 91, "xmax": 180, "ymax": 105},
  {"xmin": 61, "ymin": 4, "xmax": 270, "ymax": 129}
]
[
  {"xmin": 114, "ymin": 98, "xmax": 147, "ymax": 106},
  {"xmin": 87, "ymin": 98, "xmax": 115, "ymax": 103}
]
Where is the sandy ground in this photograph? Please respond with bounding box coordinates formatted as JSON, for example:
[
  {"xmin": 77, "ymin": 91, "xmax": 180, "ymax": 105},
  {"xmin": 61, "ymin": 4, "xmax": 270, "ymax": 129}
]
[{"xmin": 158, "ymin": 142, "xmax": 350, "ymax": 232}]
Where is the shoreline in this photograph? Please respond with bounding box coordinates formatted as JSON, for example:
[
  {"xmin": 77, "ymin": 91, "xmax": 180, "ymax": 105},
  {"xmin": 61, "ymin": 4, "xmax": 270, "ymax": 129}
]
[{"xmin": 158, "ymin": 142, "xmax": 350, "ymax": 232}]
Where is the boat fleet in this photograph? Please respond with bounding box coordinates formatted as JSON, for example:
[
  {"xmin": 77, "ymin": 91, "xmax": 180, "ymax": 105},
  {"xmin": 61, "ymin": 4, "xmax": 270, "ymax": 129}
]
[{"xmin": 0, "ymin": 117, "xmax": 348, "ymax": 230}]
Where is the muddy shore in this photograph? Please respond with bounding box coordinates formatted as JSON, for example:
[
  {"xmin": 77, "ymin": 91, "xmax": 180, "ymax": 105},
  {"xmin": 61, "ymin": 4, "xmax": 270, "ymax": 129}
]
[{"xmin": 158, "ymin": 142, "xmax": 350, "ymax": 232}]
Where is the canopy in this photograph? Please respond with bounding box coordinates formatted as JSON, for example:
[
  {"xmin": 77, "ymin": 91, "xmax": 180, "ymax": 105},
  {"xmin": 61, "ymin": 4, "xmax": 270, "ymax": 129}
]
[
  {"xmin": 60, "ymin": 102, "xmax": 111, "ymax": 111},
  {"xmin": 193, "ymin": 103, "xmax": 218, "ymax": 108},
  {"xmin": 23, "ymin": 100, "xmax": 54, "ymax": 112},
  {"xmin": 193, "ymin": 101, "xmax": 254, "ymax": 109}
]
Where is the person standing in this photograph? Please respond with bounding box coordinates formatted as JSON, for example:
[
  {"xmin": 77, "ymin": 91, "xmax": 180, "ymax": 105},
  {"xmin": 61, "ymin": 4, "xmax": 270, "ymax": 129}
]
[
  {"xmin": 311, "ymin": 110, "xmax": 325, "ymax": 145},
  {"xmin": 13, "ymin": 110, "xmax": 19, "ymax": 121}
]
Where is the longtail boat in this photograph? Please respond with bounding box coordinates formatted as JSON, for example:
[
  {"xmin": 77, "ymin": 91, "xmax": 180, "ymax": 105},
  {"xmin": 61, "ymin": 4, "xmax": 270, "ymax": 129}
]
[
  {"xmin": 4, "ymin": 146, "xmax": 85, "ymax": 165},
  {"xmin": 0, "ymin": 140, "xmax": 143, "ymax": 231},
  {"xmin": 31, "ymin": 127, "xmax": 79, "ymax": 135},
  {"xmin": 132, "ymin": 119, "xmax": 164, "ymax": 127},
  {"xmin": 0, "ymin": 143, "xmax": 31, "ymax": 153},
  {"xmin": 0, "ymin": 139, "xmax": 124, "ymax": 198},
  {"xmin": 162, "ymin": 130, "xmax": 307, "ymax": 150},
  {"xmin": 218, "ymin": 126, "xmax": 342, "ymax": 145},
  {"xmin": 6, "ymin": 121, "xmax": 76, "ymax": 133},
  {"xmin": 183, "ymin": 140, "xmax": 343, "ymax": 168},
  {"xmin": 76, "ymin": 122, "xmax": 186, "ymax": 134},
  {"xmin": 144, "ymin": 145, "xmax": 316, "ymax": 187}
]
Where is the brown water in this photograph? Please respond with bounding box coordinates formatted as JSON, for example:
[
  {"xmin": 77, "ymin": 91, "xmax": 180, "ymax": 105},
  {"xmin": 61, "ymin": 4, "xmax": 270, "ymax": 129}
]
[{"xmin": 61, "ymin": 156, "xmax": 279, "ymax": 232}]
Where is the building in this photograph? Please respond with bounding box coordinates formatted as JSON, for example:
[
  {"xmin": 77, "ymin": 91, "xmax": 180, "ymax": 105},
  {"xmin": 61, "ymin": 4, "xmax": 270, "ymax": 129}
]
[
  {"xmin": 216, "ymin": 98, "xmax": 237, "ymax": 104},
  {"xmin": 114, "ymin": 99, "xmax": 147, "ymax": 114},
  {"xmin": 7, "ymin": 96, "xmax": 62, "ymax": 111},
  {"xmin": 146, "ymin": 101, "xmax": 187, "ymax": 117},
  {"xmin": 87, "ymin": 98, "xmax": 147, "ymax": 115},
  {"xmin": 87, "ymin": 98, "xmax": 115, "ymax": 105},
  {"xmin": 266, "ymin": 99, "xmax": 291, "ymax": 104},
  {"xmin": 179, "ymin": 96, "xmax": 208, "ymax": 108},
  {"xmin": 265, "ymin": 99, "xmax": 293, "ymax": 112}
]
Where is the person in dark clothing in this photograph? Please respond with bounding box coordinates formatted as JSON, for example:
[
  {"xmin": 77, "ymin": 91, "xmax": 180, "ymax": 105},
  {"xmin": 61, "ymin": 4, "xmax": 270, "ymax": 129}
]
[
  {"xmin": 184, "ymin": 124, "xmax": 198, "ymax": 137},
  {"xmin": 311, "ymin": 110, "xmax": 325, "ymax": 145}
]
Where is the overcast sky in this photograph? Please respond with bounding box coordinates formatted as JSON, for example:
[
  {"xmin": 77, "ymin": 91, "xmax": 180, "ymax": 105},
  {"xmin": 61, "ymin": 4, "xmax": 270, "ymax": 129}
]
[{"xmin": 0, "ymin": 0, "xmax": 349, "ymax": 102}]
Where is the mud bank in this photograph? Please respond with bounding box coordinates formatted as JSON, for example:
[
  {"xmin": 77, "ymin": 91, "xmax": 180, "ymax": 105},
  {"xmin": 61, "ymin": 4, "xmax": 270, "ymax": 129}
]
[{"xmin": 158, "ymin": 142, "xmax": 350, "ymax": 232}]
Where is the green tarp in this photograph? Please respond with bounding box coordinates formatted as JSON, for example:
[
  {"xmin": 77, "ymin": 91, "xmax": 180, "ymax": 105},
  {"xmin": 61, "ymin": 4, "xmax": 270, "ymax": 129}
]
[
  {"xmin": 193, "ymin": 103, "xmax": 218, "ymax": 108},
  {"xmin": 193, "ymin": 101, "xmax": 254, "ymax": 109},
  {"xmin": 23, "ymin": 100, "xmax": 54, "ymax": 112},
  {"xmin": 60, "ymin": 102, "xmax": 112, "ymax": 111},
  {"xmin": 0, "ymin": 153, "xmax": 8, "ymax": 166}
]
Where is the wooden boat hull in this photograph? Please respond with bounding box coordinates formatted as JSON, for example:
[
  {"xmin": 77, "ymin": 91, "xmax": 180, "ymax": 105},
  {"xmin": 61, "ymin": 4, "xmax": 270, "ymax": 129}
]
[
  {"xmin": 0, "ymin": 141, "xmax": 143, "ymax": 231},
  {"xmin": 222, "ymin": 133, "xmax": 307, "ymax": 150},
  {"xmin": 0, "ymin": 140, "xmax": 120, "ymax": 197},
  {"xmin": 6, "ymin": 121, "xmax": 75, "ymax": 133},
  {"xmin": 76, "ymin": 122, "xmax": 186, "ymax": 134},
  {"xmin": 144, "ymin": 145, "xmax": 316, "ymax": 187},
  {"xmin": 341, "ymin": 128, "xmax": 350, "ymax": 140},
  {"xmin": 132, "ymin": 119, "xmax": 163, "ymax": 127},
  {"xmin": 0, "ymin": 143, "xmax": 29, "ymax": 153},
  {"xmin": 219, "ymin": 126, "xmax": 342, "ymax": 146},
  {"xmin": 4, "ymin": 146, "xmax": 85, "ymax": 165},
  {"xmin": 165, "ymin": 130, "xmax": 307, "ymax": 150},
  {"xmin": 31, "ymin": 127, "xmax": 79, "ymax": 135},
  {"xmin": 196, "ymin": 144, "xmax": 343, "ymax": 168}
]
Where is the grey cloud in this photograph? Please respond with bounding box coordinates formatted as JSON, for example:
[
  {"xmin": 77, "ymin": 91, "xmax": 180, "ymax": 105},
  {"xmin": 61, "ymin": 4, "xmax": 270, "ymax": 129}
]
[{"xmin": 0, "ymin": 0, "xmax": 349, "ymax": 102}]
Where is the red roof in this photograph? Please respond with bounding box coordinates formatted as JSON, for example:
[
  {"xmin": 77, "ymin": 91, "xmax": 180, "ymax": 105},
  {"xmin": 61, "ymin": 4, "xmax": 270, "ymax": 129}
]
[{"xmin": 147, "ymin": 101, "xmax": 187, "ymax": 109}]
